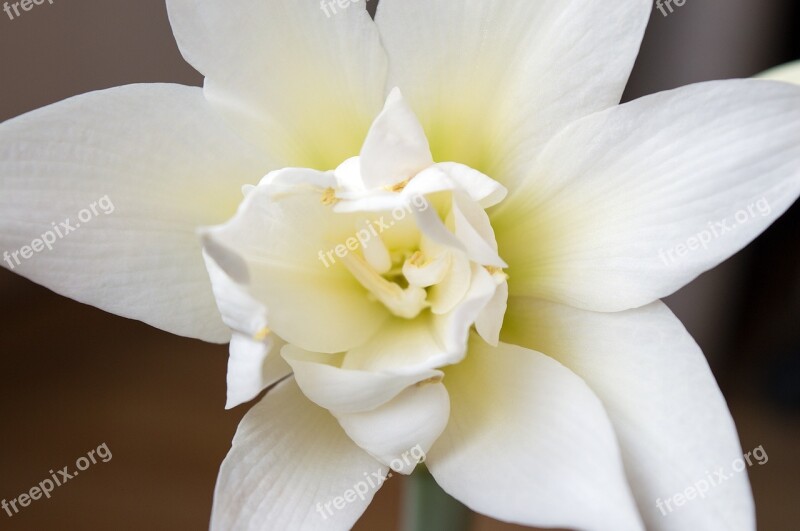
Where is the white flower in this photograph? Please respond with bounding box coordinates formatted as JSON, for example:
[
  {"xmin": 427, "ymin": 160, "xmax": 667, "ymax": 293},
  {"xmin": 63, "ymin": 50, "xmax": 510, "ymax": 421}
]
[{"xmin": 1, "ymin": 1, "xmax": 799, "ymax": 531}]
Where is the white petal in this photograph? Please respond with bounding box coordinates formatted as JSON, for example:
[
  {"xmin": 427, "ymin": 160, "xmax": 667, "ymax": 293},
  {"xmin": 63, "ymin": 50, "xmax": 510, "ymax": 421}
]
[
  {"xmin": 0, "ymin": 84, "xmax": 272, "ymax": 342},
  {"xmin": 503, "ymin": 298, "xmax": 755, "ymax": 531},
  {"xmin": 205, "ymin": 250, "xmax": 291, "ymax": 409},
  {"xmin": 282, "ymin": 343, "xmax": 442, "ymax": 414},
  {"xmin": 427, "ymin": 337, "xmax": 643, "ymax": 530},
  {"xmin": 438, "ymin": 162, "xmax": 507, "ymax": 208},
  {"xmin": 375, "ymin": 0, "xmax": 651, "ymax": 189},
  {"xmin": 451, "ymin": 191, "xmax": 506, "ymax": 267},
  {"xmin": 342, "ymin": 316, "xmax": 449, "ymax": 373},
  {"xmin": 167, "ymin": 0, "xmax": 387, "ymax": 169},
  {"xmin": 433, "ymin": 264, "xmax": 497, "ymax": 355},
  {"xmin": 475, "ymin": 277, "xmax": 508, "ymax": 347},
  {"xmin": 335, "ymin": 382, "xmax": 449, "ymax": 475},
  {"xmin": 202, "ymin": 172, "xmax": 390, "ymax": 353},
  {"xmin": 202, "ymin": 250, "xmax": 268, "ymax": 338},
  {"xmin": 402, "ymin": 249, "xmax": 450, "ymax": 288},
  {"xmin": 494, "ymin": 79, "xmax": 800, "ymax": 312},
  {"xmin": 226, "ymin": 332, "xmax": 291, "ymax": 410},
  {"xmin": 359, "ymin": 219, "xmax": 392, "ymax": 274},
  {"xmin": 757, "ymin": 60, "xmax": 800, "ymax": 84},
  {"xmin": 428, "ymin": 248, "xmax": 471, "ymax": 315},
  {"xmin": 359, "ymin": 88, "xmax": 433, "ymax": 189},
  {"xmin": 212, "ymin": 378, "xmax": 388, "ymax": 531}
]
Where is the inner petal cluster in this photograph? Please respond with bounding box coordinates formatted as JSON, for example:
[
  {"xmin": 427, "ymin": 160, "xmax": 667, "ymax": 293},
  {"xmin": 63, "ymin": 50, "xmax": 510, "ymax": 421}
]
[{"xmin": 201, "ymin": 88, "xmax": 510, "ymax": 469}]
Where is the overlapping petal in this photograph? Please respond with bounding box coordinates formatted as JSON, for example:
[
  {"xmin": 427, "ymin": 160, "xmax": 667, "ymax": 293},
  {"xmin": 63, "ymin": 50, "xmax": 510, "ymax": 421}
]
[
  {"xmin": 212, "ymin": 378, "xmax": 388, "ymax": 531},
  {"xmin": 335, "ymin": 382, "xmax": 449, "ymax": 474},
  {"xmin": 376, "ymin": 0, "xmax": 652, "ymax": 189},
  {"xmin": 0, "ymin": 84, "xmax": 273, "ymax": 342},
  {"xmin": 167, "ymin": 0, "xmax": 388, "ymax": 170},
  {"xmin": 494, "ymin": 79, "xmax": 800, "ymax": 312},
  {"xmin": 503, "ymin": 298, "xmax": 755, "ymax": 531},
  {"xmin": 202, "ymin": 168, "xmax": 390, "ymax": 353},
  {"xmin": 427, "ymin": 336, "xmax": 644, "ymax": 530}
]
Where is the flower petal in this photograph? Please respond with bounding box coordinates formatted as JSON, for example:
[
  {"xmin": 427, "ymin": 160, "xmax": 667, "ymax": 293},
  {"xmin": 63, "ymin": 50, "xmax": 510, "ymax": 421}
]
[
  {"xmin": 341, "ymin": 315, "xmax": 449, "ymax": 373},
  {"xmin": 359, "ymin": 88, "xmax": 433, "ymax": 189},
  {"xmin": 167, "ymin": 0, "xmax": 387, "ymax": 169},
  {"xmin": 757, "ymin": 59, "xmax": 800, "ymax": 84},
  {"xmin": 427, "ymin": 337, "xmax": 644, "ymax": 530},
  {"xmin": 503, "ymin": 298, "xmax": 755, "ymax": 531},
  {"xmin": 203, "ymin": 250, "xmax": 291, "ymax": 408},
  {"xmin": 226, "ymin": 332, "xmax": 291, "ymax": 410},
  {"xmin": 282, "ymin": 343, "xmax": 442, "ymax": 414},
  {"xmin": 375, "ymin": 0, "xmax": 651, "ymax": 188},
  {"xmin": 0, "ymin": 84, "xmax": 272, "ymax": 342},
  {"xmin": 494, "ymin": 79, "xmax": 800, "ymax": 312},
  {"xmin": 212, "ymin": 378, "xmax": 388, "ymax": 531},
  {"xmin": 335, "ymin": 382, "xmax": 449, "ymax": 475},
  {"xmin": 201, "ymin": 170, "xmax": 390, "ymax": 353}
]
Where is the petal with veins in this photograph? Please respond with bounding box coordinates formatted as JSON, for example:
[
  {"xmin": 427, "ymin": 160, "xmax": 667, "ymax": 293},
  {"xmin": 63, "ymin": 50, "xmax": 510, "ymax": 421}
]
[
  {"xmin": 167, "ymin": 0, "xmax": 387, "ymax": 169},
  {"xmin": 503, "ymin": 298, "xmax": 755, "ymax": 531},
  {"xmin": 0, "ymin": 84, "xmax": 272, "ymax": 342},
  {"xmin": 494, "ymin": 79, "xmax": 800, "ymax": 312},
  {"xmin": 335, "ymin": 382, "xmax": 449, "ymax": 475},
  {"xmin": 427, "ymin": 336, "xmax": 643, "ymax": 530},
  {"xmin": 376, "ymin": 0, "xmax": 651, "ymax": 188},
  {"xmin": 212, "ymin": 378, "xmax": 388, "ymax": 531}
]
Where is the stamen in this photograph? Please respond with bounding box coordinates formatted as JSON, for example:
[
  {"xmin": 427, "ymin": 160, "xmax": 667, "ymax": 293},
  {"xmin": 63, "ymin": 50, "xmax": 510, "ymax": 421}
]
[
  {"xmin": 416, "ymin": 375, "xmax": 443, "ymax": 387},
  {"xmin": 385, "ymin": 177, "xmax": 411, "ymax": 193},
  {"xmin": 253, "ymin": 327, "xmax": 271, "ymax": 341},
  {"xmin": 407, "ymin": 250, "xmax": 426, "ymax": 267},
  {"xmin": 342, "ymin": 253, "xmax": 429, "ymax": 319},
  {"xmin": 320, "ymin": 188, "xmax": 339, "ymax": 205}
]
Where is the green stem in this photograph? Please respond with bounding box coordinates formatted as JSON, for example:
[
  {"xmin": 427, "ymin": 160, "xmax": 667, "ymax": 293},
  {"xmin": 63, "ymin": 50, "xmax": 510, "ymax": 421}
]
[{"xmin": 402, "ymin": 465, "xmax": 471, "ymax": 531}]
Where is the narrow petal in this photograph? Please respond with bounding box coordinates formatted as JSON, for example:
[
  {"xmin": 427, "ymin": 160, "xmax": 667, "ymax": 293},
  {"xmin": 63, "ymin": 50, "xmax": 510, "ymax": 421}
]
[
  {"xmin": 335, "ymin": 382, "xmax": 449, "ymax": 475},
  {"xmin": 376, "ymin": 0, "xmax": 651, "ymax": 189},
  {"xmin": 212, "ymin": 378, "xmax": 388, "ymax": 531},
  {"xmin": 503, "ymin": 298, "xmax": 755, "ymax": 531},
  {"xmin": 0, "ymin": 84, "xmax": 272, "ymax": 342},
  {"xmin": 226, "ymin": 333, "xmax": 291, "ymax": 409},
  {"xmin": 203, "ymin": 250, "xmax": 290, "ymax": 408},
  {"xmin": 475, "ymin": 276, "xmax": 508, "ymax": 346},
  {"xmin": 359, "ymin": 88, "xmax": 433, "ymax": 189},
  {"xmin": 167, "ymin": 0, "xmax": 387, "ymax": 169},
  {"xmin": 427, "ymin": 337, "xmax": 643, "ymax": 530},
  {"xmin": 494, "ymin": 79, "xmax": 800, "ymax": 312}
]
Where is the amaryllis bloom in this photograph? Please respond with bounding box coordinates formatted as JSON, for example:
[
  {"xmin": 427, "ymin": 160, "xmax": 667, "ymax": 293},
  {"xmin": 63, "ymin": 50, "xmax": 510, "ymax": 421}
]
[{"xmin": 1, "ymin": 1, "xmax": 799, "ymax": 530}]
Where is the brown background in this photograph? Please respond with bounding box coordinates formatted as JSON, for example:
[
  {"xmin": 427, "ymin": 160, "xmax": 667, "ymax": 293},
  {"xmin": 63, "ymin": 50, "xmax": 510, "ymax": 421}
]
[{"xmin": 1, "ymin": 1, "xmax": 798, "ymax": 530}]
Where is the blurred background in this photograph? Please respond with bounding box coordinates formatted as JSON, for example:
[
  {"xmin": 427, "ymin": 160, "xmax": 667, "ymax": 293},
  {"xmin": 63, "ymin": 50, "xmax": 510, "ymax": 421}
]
[{"xmin": 0, "ymin": 0, "xmax": 798, "ymax": 529}]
